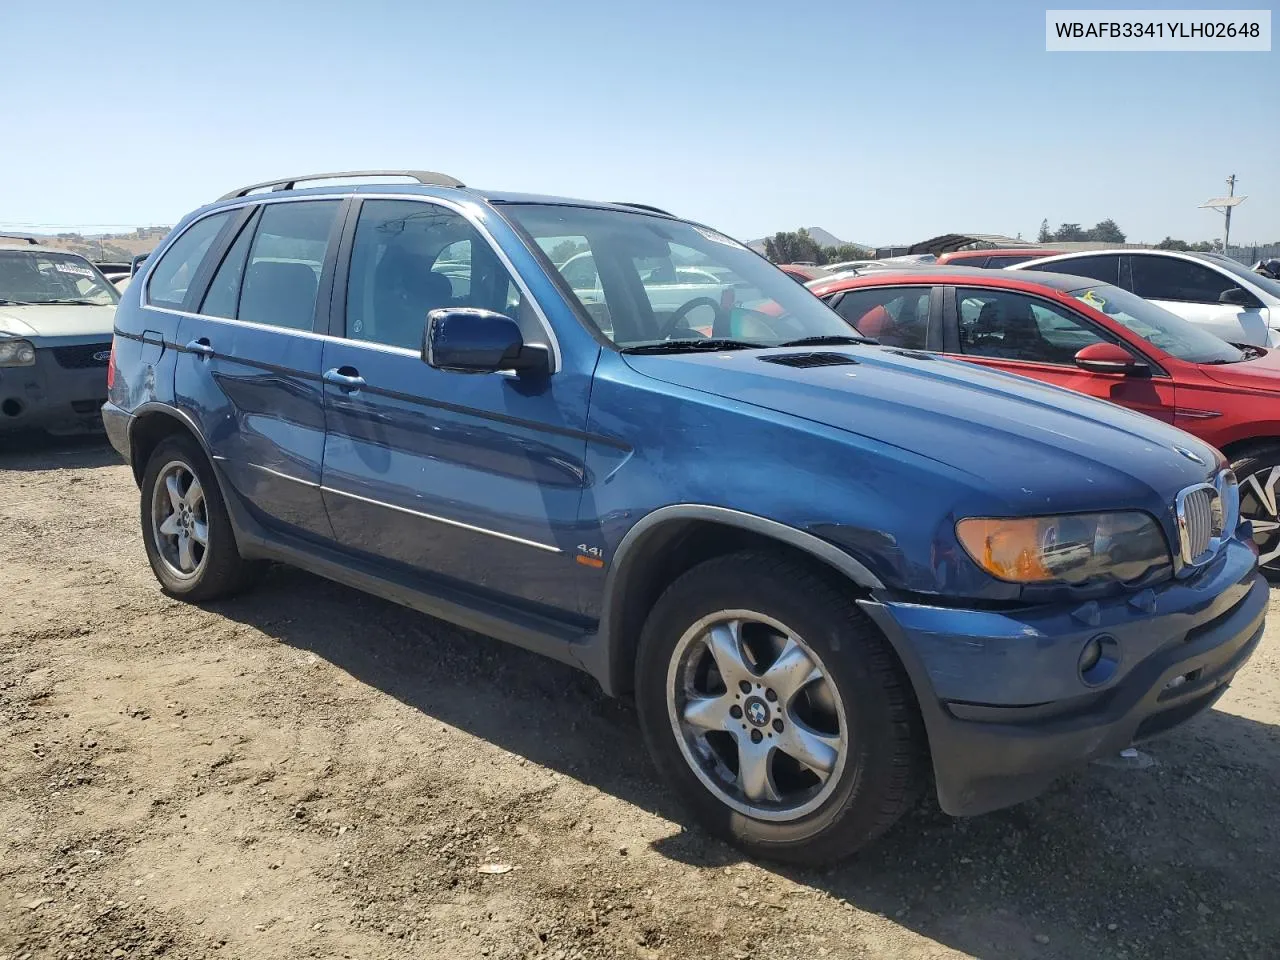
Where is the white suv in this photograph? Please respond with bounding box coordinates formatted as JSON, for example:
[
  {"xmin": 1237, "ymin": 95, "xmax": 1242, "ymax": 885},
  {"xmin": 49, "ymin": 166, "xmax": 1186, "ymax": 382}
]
[{"xmin": 1016, "ymin": 249, "xmax": 1280, "ymax": 347}]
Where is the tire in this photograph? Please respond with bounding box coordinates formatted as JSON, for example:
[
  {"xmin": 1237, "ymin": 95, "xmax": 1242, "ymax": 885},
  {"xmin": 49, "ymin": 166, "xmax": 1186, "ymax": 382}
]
[
  {"xmin": 634, "ymin": 550, "xmax": 926, "ymax": 865},
  {"xmin": 140, "ymin": 433, "xmax": 259, "ymax": 601},
  {"xmin": 1230, "ymin": 443, "xmax": 1280, "ymax": 578}
]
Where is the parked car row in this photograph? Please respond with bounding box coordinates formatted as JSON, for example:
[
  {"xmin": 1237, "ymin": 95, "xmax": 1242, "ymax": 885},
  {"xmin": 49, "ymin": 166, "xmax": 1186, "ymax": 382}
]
[{"xmin": 98, "ymin": 170, "xmax": 1265, "ymax": 865}]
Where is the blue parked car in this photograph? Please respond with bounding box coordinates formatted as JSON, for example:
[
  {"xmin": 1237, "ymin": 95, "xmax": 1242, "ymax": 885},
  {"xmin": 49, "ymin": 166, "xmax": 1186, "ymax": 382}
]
[{"xmin": 103, "ymin": 171, "xmax": 1265, "ymax": 863}]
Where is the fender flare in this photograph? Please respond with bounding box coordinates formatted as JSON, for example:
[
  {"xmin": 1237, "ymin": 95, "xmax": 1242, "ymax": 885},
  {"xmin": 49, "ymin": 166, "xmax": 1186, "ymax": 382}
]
[{"xmin": 584, "ymin": 504, "xmax": 884, "ymax": 695}]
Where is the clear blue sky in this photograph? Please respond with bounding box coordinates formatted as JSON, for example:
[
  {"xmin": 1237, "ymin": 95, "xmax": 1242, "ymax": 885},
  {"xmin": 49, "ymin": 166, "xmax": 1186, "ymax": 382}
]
[{"xmin": 1, "ymin": 0, "xmax": 1275, "ymax": 246}]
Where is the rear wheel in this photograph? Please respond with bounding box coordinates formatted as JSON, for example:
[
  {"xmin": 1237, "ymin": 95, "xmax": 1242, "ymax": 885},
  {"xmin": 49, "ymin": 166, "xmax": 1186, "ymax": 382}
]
[
  {"xmin": 1231, "ymin": 444, "xmax": 1280, "ymax": 577},
  {"xmin": 140, "ymin": 434, "xmax": 258, "ymax": 600},
  {"xmin": 635, "ymin": 551, "xmax": 925, "ymax": 865}
]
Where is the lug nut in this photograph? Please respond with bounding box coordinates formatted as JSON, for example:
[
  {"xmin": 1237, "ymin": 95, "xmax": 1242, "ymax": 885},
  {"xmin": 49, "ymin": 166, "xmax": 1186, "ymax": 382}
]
[
  {"xmin": 739, "ymin": 680, "xmax": 752, "ymax": 694},
  {"xmin": 729, "ymin": 705, "xmax": 743, "ymax": 719},
  {"xmin": 772, "ymin": 719, "xmax": 784, "ymax": 733},
  {"xmin": 765, "ymin": 688, "xmax": 777, "ymax": 702},
  {"xmin": 750, "ymin": 729, "xmax": 763, "ymax": 744}
]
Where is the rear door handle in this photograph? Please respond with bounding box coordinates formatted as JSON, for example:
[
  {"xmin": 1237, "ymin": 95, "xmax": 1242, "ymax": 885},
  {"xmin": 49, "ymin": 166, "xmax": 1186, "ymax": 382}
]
[
  {"xmin": 323, "ymin": 367, "xmax": 366, "ymax": 392},
  {"xmin": 184, "ymin": 338, "xmax": 214, "ymax": 359}
]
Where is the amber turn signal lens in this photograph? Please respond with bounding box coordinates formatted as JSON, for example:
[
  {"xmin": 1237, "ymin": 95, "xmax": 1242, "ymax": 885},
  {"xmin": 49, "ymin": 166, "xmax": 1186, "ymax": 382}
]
[{"xmin": 955, "ymin": 517, "xmax": 1055, "ymax": 582}]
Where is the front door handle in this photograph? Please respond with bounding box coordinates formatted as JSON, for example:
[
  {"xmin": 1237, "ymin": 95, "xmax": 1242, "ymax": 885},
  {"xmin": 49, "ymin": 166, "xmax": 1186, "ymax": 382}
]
[
  {"xmin": 323, "ymin": 367, "xmax": 366, "ymax": 392},
  {"xmin": 185, "ymin": 338, "xmax": 214, "ymax": 359}
]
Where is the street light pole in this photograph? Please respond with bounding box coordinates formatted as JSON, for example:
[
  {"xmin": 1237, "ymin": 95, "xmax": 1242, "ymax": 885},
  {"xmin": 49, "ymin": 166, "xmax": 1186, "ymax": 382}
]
[{"xmin": 1223, "ymin": 174, "xmax": 1236, "ymax": 255}]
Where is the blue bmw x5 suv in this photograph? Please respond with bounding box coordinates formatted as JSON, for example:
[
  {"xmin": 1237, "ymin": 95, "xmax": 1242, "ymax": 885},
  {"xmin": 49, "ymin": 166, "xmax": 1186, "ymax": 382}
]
[{"xmin": 103, "ymin": 171, "xmax": 1265, "ymax": 864}]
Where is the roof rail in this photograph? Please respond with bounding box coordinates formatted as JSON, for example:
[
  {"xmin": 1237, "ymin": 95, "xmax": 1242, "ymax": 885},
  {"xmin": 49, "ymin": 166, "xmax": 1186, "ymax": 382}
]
[
  {"xmin": 613, "ymin": 202, "xmax": 675, "ymax": 217},
  {"xmin": 217, "ymin": 170, "xmax": 466, "ymax": 202},
  {"xmin": 0, "ymin": 233, "xmax": 41, "ymax": 245}
]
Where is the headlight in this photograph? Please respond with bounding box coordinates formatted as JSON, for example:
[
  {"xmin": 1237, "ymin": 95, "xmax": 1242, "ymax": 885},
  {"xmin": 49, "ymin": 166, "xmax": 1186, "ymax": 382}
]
[
  {"xmin": 956, "ymin": 511, "xmax": 1171, "ymax": 585},
  {"xmin": 0, "ymin": 339, "xmax": 36, "ymax": 367}
]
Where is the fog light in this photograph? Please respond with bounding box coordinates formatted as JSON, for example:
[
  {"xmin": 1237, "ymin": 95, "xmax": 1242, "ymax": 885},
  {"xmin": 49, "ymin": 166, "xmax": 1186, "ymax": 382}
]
[{"xmin": 1079, "ymin": 634, "xmax": 1120, "ymax": 686}]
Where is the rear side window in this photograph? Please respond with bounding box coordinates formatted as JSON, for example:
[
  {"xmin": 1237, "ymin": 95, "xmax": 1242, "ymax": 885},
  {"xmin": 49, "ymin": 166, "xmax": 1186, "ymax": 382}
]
[
  {"xmin": 1130, "ymin": 256, "xmax": 1235, "ymax": 304},
  {"xmin": 146, "ymin": 212, "xmax": 233, "ymax": 310},
  {"xmin": 830, "ymin": 287, "xmax": 930, "ymax": 349},
  {"xmin": 1026, "ymin": 254, "xmax": 1119, "ymax": 286},
  {"xmin": 237, "ymin": 201, "xmax": 341, "ymax": 330}
]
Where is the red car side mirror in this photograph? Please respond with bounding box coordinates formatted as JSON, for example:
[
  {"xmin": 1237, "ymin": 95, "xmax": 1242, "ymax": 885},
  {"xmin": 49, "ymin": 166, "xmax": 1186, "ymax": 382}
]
[{"xmin": 1074, "ymin": 341, "xmax": 1149, "ymax": 376}]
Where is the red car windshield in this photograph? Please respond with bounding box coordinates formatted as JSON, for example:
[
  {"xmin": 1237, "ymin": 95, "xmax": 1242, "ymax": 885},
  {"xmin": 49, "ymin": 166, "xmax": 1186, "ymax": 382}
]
[{"xmin": 1074, "ymin": 284, "xmax": 1245, "ymax": 365}]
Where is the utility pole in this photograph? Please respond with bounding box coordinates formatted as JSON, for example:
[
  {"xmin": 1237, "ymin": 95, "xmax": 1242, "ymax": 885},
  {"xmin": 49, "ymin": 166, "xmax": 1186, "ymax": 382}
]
[
  {"xmin": 1223, "ymin": 174, "xmax": 1236, "ymax": 255},
  {"xmin": 1199, "ymin": 177, "xmax": 1246, "ymax": 260}
]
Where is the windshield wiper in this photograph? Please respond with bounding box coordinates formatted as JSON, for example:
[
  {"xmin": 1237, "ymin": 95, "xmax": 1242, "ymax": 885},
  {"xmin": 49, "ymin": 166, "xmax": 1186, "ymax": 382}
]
[
  {"xmin": 620, "ymin": 338, "xmax": 762, "ymax": 354},
  {"xmin": 0, "ymin": 298, "xmax": 32, "ymax": 305},
  {"xmin": 778, "ymin": 334, "xmax": 877, "ymax": 347},
  {"xmin": 36, "ymin": 298, "xmax": 102, "ymax": 305}
]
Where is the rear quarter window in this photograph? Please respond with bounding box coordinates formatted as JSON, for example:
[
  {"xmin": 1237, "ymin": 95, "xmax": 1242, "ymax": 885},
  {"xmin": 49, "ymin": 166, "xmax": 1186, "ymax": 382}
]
[{"xmin": 146, "ymin": 212, "xmax": 234, "ymax": 310}]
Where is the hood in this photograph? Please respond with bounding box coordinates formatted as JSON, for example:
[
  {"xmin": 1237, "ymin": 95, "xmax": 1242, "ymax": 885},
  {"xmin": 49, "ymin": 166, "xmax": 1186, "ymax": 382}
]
[
  {"xmin": 1200, "ymin": 346, "xmax": 1280, "ymax": 390},
  {"xmin": 624, "ymin": 345, "xmax": 1220, "ymax": 513},
  {"xmin": 0, "ymin": 304, "xmax": 116, "ymax": 342}
]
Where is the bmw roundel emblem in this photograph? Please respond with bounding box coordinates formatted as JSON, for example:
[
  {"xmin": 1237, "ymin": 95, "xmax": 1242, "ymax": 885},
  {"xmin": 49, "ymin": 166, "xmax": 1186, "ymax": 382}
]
[{"xmin": 1175, "ymin": 445, "xmax": 1206, "ymax": 465}]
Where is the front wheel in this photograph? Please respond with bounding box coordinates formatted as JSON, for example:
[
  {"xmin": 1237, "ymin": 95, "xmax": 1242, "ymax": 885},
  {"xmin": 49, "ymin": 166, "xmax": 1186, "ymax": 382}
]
[
  {"xmin": 634, "ymin": 551, "xmax": 926, "ymax": 865},
  {"xmin": 1231, "ymin": 445, "xmax": 1280, "ymax": 577}
]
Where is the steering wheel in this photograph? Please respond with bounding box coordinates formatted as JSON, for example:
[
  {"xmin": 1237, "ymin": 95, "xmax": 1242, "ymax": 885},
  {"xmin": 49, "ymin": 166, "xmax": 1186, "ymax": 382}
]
[{"xmin": 659, "ymin": 296, "xmax": 726, "ymax": 339}]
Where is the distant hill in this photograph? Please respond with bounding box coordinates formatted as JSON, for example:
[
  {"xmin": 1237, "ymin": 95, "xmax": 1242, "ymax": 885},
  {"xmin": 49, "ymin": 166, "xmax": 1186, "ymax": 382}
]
[
  {"xmin": 11, "ymin": 227, "xmax": 171, "ymax": 263},
  {"xmin": 747, "ymin": 227, "xmax": 872, "ymax": 255}
]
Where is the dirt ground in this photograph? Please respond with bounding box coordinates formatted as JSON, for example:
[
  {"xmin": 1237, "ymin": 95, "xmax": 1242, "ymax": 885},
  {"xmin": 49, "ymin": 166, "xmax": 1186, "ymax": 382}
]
[{"xmin": 2, "ymin": 435, "xmax": 1278, "ymax": 960}]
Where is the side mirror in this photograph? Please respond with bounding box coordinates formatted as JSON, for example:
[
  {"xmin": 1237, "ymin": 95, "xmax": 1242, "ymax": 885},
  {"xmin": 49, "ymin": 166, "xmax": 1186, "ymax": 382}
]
[
  {"xmin": 1219, "ymin": 286, "xmax": 1258, "ymax": 307},
  {"xmin": 423, "ymin": 308, "xmax": 549, "ymax": 375},
  {"xmin": 129, "ymin": 253, "xmax": 149, "ymax": 277},
  {"xmin": 1074, "ymin": 341, "xmax": 1149, "ymax": 376}
]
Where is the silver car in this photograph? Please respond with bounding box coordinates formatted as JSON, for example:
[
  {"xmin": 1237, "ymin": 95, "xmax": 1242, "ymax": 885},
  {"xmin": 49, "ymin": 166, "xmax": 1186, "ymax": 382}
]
[{"xmin": 0, "ymin": 238, "xmax": 119, "ymax": 435}]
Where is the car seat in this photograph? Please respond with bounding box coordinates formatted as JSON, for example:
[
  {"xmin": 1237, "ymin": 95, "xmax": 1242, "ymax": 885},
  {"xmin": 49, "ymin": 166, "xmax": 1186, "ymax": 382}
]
[
  {"xmin": 239, "ymin": 261, "xmax": 319, "ymax": 330},
  {"xmin": 372, "ymin": 245, "xmax": 456, "ymax": 349}
]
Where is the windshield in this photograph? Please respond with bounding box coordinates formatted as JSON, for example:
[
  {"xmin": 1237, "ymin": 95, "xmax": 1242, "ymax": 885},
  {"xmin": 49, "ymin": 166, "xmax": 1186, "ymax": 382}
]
[
  {"xmin": 0, "ymin": 250, "xmax": 120, "ymax": 305},
  {"xmin": 500, "ymin": 204, "xmax": 854, "ymax": 349},
  {"xmin": 1074, "ymin": 284, "xmax": 1244, "ymax": 364},
  {"xmin": 1202, "ymin": 254, "xmax": 1280, "ymax": 300}
]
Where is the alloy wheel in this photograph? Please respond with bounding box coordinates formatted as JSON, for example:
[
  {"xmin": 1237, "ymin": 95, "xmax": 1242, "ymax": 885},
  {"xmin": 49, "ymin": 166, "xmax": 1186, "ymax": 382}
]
[
  {"xmin": 150, "ymin": 460, "xmax": 209, "ymax": 580},
  {"xmin": 666, "ymin": 610, "xmax": 848, "ymax": 822},
  {"xmin": 1240, "ymin": 465, "xmax": 1280, "ymax": 568}
]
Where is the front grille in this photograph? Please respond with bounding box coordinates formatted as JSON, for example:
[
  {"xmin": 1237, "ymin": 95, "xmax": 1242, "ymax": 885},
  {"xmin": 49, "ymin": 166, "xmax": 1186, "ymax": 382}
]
[
  {"xmin": 760, "ymin": 352, "xmax": 859, "ymax": 368},
  {"xmin": 1177, "ymin": 484, "xmax": 1222, "ymax": 566},
  {"xmin": 52, "ymin": 342, "xmax": 112, "ymax": 369}
]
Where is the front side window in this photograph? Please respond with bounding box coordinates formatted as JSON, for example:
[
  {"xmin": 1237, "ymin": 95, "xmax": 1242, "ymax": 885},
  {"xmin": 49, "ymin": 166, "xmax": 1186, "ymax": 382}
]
[
  {"xmin": 146, "ymin": 212, "xmax": 233, "ymax": 309},
  {"xmin": 830, "ymin": 287, "xmax": 930, "ymax": 349},
  {"xmin": 236, "ymin": 200, "xmax": 340, "ymax": 330},
  {"xmin": 0, "ymin": 250, "xmax": 119, "ymax": 305},
  {"xmin": 1072, "ymin": 284, "xmax": 1243, "ymax": 364},
  {"xmin": 957, "ymin": 287, "xmax": 1105, "ymax": 364},
  {"xmin": 345, "ymin": 199, "xmax": 542, "ymax": 351},
  {"xmin": 1130, "ymin": 255, "xmax": 1235, "ymax": 303},
  {"xmin": 502, "ymin": 204, "xmax": 853, "ymax": 348}
]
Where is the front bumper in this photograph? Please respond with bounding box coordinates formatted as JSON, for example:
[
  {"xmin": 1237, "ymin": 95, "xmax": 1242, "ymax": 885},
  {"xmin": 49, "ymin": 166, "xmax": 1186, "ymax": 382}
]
[
  {"xmin": 0, "ymin": 342, "xmax": 112, "ymax": 435},
  {"xmin": 863, "ymin": 538, "xmax": 1266, "ymax": 817}
]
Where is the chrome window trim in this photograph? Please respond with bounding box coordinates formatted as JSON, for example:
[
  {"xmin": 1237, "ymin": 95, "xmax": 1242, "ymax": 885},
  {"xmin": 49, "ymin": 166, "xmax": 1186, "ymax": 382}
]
[
  {"xmin": 321, "ymin": 484, "xmax": 562, "ymax": 553},
  {"xmin": 140, "ymin": 191, "xmax": 563, "ymax": 373}
]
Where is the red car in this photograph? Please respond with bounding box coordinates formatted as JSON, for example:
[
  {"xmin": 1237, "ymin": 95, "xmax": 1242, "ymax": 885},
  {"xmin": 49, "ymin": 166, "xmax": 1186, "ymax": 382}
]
[
  {"xmin": 808, "ymin": 267, "xmax": 1280, "ymax": 572},
  {"xmin": 935, "ymin": 248, "xmax": 1065, "ymax": 269}
]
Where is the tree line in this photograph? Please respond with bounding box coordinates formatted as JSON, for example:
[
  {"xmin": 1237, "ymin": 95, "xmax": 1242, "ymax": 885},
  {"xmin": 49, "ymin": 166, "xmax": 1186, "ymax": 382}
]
[{"xmin": 763, "ymin": 229, "xmax": 871, "ymax": 265}]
